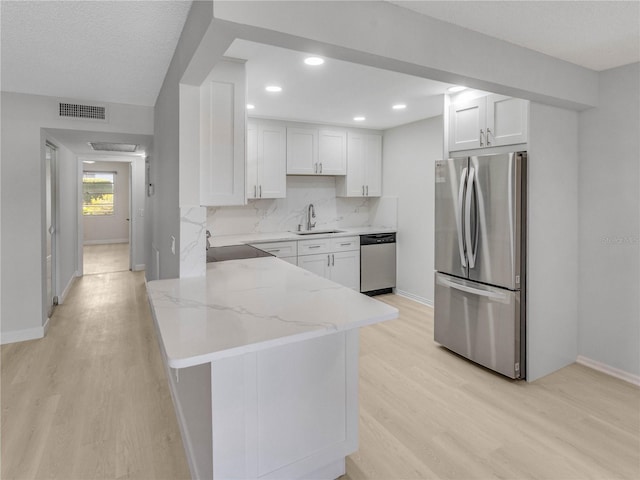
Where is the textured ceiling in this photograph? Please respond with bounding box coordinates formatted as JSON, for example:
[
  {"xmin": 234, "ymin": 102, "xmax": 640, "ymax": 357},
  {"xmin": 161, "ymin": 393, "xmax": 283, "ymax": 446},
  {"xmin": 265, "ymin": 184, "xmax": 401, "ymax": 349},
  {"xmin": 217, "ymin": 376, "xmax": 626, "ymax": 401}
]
[
  {"xmin": 389, "ymin": 1, "xmax": 640, "ymax": 71},
  {"xmin": 1, "ymin": 1, "xmax": 192, "ymax": 106}
]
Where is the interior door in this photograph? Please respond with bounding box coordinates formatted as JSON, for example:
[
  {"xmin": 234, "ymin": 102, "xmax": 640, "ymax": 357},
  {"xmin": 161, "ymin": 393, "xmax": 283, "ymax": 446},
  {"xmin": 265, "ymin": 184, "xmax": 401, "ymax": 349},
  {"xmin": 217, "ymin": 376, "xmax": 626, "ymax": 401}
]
[
  {"xmin": 434, "ymin": 157, "xmax": 469, "ymax": 279},
  {"xmin": 467, "ymin": 152, "xmax": 524, "ymax": 290},
  {"xmin": 45, "ymin": 143, "xmax": 57, "ymax": 316}
]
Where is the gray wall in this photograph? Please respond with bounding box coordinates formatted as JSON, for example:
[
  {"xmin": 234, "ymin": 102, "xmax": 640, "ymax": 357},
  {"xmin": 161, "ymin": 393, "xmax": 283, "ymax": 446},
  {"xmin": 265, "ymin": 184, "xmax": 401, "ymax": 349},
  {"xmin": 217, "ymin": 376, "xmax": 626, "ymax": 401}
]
[
  {"xmin": 578, "ymin": 63, "xmax": 640, "ymax": 377},
  {"xmin": 382, "ymin": 116, "xmax": 443, "ymax": 305},
  {"xmin": 148, "ymin": 0, "xmax": 212, "ymax": 281},
  {"xmin": 0, "ymin": 91, "xmax": 152, "ymax": 340}
]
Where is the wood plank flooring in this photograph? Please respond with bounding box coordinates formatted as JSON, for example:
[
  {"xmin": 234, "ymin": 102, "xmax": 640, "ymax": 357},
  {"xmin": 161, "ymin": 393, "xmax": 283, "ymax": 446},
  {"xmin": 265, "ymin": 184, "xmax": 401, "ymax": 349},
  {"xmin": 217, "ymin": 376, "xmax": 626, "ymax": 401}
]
[
  {"xmin": 2, "ymin": 279, "xmax": 639, "ymax": 479},
  {"xmin": 83, "ymin": 243, "xmax": 130, "ymax": 275}
]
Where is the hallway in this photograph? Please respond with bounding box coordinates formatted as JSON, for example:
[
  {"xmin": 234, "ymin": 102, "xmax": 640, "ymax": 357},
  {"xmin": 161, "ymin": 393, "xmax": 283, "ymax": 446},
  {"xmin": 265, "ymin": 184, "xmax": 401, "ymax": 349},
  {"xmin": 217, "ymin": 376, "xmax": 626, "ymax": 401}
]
[
  {"xmin": 0, "ymin": 271, "xmax": 190, "ymax": 479},
  {"xmin": 83, "ymin": 243, "xmax": 130, "ymax": 275}
]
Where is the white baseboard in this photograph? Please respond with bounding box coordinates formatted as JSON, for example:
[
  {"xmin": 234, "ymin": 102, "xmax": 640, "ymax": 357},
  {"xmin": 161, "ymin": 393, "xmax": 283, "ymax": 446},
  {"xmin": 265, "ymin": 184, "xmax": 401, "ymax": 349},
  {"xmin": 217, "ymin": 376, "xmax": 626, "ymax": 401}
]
[
  {"xmin": 83, "ymin": 238, "xmax": 129, "ymax": 245},
  {"xmin": 58, "ymin": 272, "xmax": 79, "ymax": 305},
  {"xmin": 1, "ymin": 320, "xmax": 47, "ymax": 345},
  {"xmin": 133, "ymin": 264, "xmax": 145, "ymax": 272},
  {"xmin": 576, "ymin": 355, "xmax": 640, "ymax": 386},
  {"xmin": 395, "ymin": 289, "xmax": 434, "ymax": 308}
]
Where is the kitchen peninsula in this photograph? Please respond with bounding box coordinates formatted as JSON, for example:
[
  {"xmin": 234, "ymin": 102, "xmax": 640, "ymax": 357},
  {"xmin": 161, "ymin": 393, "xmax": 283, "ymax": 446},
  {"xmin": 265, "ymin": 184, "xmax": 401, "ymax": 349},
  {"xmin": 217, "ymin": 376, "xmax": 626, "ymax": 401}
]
[{"xmin": 147, "ymin": 256, "xmax": 398, "ymax": 480}]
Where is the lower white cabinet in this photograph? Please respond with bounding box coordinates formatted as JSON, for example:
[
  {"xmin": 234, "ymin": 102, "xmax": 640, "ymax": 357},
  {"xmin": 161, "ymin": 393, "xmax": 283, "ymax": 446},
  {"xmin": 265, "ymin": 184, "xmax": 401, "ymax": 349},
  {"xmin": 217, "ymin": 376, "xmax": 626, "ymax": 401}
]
[
  {"xmin": 250, "ymin": 240, "xmax": 297, "ymax": 264},
  {"xmin": 297, "ymin": 236, "xmax": 360, "ymax": 291}
]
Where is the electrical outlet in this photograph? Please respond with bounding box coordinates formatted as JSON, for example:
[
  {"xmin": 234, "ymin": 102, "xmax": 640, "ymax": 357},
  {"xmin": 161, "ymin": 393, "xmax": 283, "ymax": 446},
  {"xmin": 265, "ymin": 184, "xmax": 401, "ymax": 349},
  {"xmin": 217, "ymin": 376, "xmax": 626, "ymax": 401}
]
[{"xmin": 171, "ymin": 236, "xmax": 176, "ymax": 255}]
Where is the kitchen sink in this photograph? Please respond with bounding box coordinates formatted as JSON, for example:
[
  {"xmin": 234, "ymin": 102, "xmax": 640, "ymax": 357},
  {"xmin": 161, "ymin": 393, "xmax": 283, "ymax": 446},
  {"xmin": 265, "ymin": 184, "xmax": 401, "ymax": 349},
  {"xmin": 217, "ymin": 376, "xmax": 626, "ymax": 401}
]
[{"xmin": 292, "ymin": 229, "xmax": 344, "ymax": 235}]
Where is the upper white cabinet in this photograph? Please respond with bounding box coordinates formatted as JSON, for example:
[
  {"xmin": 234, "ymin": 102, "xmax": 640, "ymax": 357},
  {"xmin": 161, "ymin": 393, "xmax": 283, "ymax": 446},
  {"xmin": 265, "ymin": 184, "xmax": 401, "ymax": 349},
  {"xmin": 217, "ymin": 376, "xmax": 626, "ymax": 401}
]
[
  {"xmin": 286, "ymin": 127, "xmax": 346, "ymax": 175},
  {"xmin": 286, "ymin": 127, "xmax": 318, "ymax": 175},
  {"xmin": 449, "ymin": 94, "xmax": 528, "ymax": 152},
  {"xmin": 336, "ymin": 133, "xmax": 382, "ymax": 197},
  {"xmin": 318, "ymin": 129, "xmax": 347, "ymax": 175},
  {"xmin": 200, "ymin": 59, "xmax": 246, "ymax": 206},
  {"xmin": 247, "ymin": 120, "xmax": 286, "ymax": 200}
]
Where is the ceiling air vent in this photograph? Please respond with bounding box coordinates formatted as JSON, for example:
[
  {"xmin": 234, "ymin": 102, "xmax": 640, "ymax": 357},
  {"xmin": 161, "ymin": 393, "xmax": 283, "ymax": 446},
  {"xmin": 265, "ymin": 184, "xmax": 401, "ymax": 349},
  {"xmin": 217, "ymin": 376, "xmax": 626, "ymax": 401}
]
[
  {"xmin": 89, "ymin": 142, "xmax": 138, "ymax": 153},
  {"xmin": 59, "ymin": 102, "xmax": 106, "ymax": 120}
]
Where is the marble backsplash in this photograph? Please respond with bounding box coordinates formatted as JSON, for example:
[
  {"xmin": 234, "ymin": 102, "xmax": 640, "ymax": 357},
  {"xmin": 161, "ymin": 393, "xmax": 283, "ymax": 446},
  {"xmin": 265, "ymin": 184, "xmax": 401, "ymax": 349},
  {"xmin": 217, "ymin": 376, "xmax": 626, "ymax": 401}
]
[{"xmin": 207, "ymin": 176, "xmax": 378, "ymax": 235}]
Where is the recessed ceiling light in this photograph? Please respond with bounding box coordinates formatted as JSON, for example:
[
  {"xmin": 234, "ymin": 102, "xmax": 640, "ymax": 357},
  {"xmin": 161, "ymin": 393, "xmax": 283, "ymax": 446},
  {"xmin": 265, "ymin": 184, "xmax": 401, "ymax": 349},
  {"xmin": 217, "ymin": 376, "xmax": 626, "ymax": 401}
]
[
  {"xmin": 304, "ymin": 57, "xmax": 325, "ymax": 66},
  {"xmin": 392, "ymin": 104, "xmax": 407, "ymax": 110},
  {"xmin": 83, "ymin": 160, "xmax": 95, "ymax": 164},
  {"xmin": 353, "ymin": 116, "xmax": 366, "ymax": 122},
  {"xmin": 265, "ymin": 85, "xmax": 282, "ymax": 93},
  {"xmin": 246, "ymin": 104, "xmax": 255, "ymax": 110},
  {"xmin": 448, "ymin": 86, "xmax": 466, "ymax": 93}
]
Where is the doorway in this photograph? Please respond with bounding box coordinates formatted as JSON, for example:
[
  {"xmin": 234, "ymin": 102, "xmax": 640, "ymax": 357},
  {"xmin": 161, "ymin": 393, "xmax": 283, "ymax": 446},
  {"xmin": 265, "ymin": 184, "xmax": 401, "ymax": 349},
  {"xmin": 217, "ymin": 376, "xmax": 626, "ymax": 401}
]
[
  {"xmin": 45, "ymin": 142, "xmax": 58, "ymax": 316},
  {"xmin": 81, "ymin": 160, "xmax": 131, "ymax": 274}
]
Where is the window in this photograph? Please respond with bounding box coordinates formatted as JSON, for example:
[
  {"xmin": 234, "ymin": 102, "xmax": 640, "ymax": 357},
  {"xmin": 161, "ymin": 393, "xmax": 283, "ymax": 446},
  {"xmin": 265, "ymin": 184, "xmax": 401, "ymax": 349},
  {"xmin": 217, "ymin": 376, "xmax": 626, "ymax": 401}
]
[{"xmin": 83, "ymin": 171, "xmax": 115, "ymax": 216}]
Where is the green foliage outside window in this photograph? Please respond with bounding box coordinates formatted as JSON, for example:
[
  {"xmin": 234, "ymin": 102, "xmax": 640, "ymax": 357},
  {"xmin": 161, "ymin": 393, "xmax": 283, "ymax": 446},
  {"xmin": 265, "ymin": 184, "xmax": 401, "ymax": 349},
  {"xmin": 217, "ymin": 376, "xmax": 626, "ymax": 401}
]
[{"xmin": 83, "ymin": 172, "xmax": 115, "ymax": 216}]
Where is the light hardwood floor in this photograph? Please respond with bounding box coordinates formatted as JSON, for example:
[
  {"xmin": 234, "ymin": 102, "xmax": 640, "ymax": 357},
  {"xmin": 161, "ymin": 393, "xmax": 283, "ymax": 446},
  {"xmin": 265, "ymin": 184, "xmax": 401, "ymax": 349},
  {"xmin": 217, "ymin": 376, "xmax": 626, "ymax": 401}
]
[
  {"xmin": 2, "ymin": 279, "xmax": 639, "ymax": 479},
  {"xmin": 83, "ymin": 243, "xmax": 130, "ymax": 275}
]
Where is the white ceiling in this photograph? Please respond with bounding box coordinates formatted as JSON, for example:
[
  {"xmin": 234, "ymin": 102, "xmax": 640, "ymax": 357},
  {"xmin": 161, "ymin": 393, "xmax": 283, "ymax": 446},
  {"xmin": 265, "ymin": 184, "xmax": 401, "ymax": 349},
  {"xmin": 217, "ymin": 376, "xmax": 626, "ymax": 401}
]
[
  {"xmin": 46, "ymin": 128, "xmax": 153, "ymax": 159},
  {"xmin": 1, "ymin": 0, "xmax": 192, "ymax": 106},
  {"xmin": 389, "ymin": 1, "xmax": 640, "ymax": 72},
  {"xmin": 225, "ymin": 40, "xmax": 457, "ymax": 130}
]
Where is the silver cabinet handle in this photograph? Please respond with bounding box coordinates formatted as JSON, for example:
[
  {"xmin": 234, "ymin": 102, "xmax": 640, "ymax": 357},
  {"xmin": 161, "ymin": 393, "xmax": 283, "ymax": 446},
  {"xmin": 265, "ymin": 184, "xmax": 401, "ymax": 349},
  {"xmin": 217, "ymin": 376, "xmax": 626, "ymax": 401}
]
[
  {"xmin": 332, "ymin": 253, "xmax": 335, "ymax": 266},
  {"xmin": 267, "ymin": 249, "xmax": 280, "ymax": 253},
  {"xmin": 309, "ymin": 245, "xmax": 321, "ymax": 249},
  {"xmin": 254, "ymin": 185, "xmax": 257, "ymax": 197},
  {"xmin": 327, "ymin": 254, "xmax": 331, "ymax": 266},
  {"xmin": 479, "ymin": 129, "xmax": 484, "ymax": 147},
  {"xmin": 486, "ymin": 128, "xmax": 492, "ymax": 146},
  {"xmin": 340, "ymin": 242, "xmax": 351, "ymax": 246},
  {"xmin": 362, "ymin": 185, "xmax": 365, "ymax": 196},
  {"xmin": 320, "ymin": 162, "xmax": 323, "ymax": 174},
  {"xmin": 259, "ymin": 185, "xmax": 262, "ymax": 197},
  {"xmin": 366, "ymin": 185, "xmax": 369, "ymax": 196}
]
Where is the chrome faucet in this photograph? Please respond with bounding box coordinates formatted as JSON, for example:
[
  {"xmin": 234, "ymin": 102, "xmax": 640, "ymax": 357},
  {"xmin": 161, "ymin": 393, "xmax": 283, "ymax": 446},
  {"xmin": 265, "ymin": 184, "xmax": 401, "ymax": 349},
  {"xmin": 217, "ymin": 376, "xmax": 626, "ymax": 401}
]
[{"xmin": 306, "ymin": 204, "xmax": 316, "ymax": 231}]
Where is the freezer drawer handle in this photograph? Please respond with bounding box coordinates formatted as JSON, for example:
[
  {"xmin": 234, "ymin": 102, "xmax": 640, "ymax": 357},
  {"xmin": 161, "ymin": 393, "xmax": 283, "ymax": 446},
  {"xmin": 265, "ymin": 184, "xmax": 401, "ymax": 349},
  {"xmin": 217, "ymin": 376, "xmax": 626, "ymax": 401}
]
[
  {"xmin": 437, "ymin": 276, "xmax": 509, "ymax": 303},
  {"xmin": 457, "ymin": 167, "xmax": 468, "ymax": 268}
]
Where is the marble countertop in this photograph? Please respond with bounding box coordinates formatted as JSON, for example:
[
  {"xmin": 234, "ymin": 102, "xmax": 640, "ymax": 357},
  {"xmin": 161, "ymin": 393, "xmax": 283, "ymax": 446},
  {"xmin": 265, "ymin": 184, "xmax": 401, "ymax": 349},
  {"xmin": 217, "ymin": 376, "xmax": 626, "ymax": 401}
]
[
  {"xmin": 147, "ymin": 257, "xmax": 399, "ymax": 368},
  {"xmin": 209, "ymin": 226, "xmax": 396, "ymax": 247}
]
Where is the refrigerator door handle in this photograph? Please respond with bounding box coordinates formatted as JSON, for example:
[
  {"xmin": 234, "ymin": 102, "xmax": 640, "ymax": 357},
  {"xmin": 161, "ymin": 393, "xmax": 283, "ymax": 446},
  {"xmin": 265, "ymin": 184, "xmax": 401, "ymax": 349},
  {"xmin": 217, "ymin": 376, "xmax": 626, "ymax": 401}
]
[
  {"xmin": 465, "ymin": 167, "xmax": 479, "ymax": 269},
  {"xmin": 436, "ymin": 275, "xmax": 509, "ymax": 303},
  {"xmin": 457, "ymin": 167, "xmax": 468, "ymax": 268}
]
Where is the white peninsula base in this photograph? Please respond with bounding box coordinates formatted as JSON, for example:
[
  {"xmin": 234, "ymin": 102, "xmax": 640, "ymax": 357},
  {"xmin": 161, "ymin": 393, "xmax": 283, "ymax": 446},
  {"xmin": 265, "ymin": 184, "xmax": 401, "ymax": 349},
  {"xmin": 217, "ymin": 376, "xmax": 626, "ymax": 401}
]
[{"xmin": 147, "ymin": 258, "xmax": 398, "ymax": 480}]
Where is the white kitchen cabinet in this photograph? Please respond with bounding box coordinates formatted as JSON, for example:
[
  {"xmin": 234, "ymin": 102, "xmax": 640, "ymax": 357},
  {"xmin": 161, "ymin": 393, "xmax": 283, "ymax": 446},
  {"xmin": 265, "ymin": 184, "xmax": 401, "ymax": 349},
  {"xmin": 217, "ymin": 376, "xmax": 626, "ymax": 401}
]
[
  {"xmin": 336, "ymin": 133, "xmax": 382, "ymax": 197},
  {"xmin": 449, "ymin": 94, "xmax": 528, "ymax": 152},
  {"xmin": 297, "ymin": 236, "xmax": 360, "ymax": 290},
  {"xmin": 318, "ymin": 129, "xmax": 347, "ymax": 175},
  {"xmin": 200, "ymin": 59, "xmax": 246, "ymax": 206},
  {"xmin": 286, "ymin": 127, "xmax": 346, "ymax": 175},
  {"xmin": 286, "ymin": 127, "xmax": 318, "ymax": 174},
  {"xmin": 250, "ymin": 240, "xmax": 297, "ymax": 264},
  {"xmin": 247, "ymin": 120, "xmax": 286, "ymax": 199}
]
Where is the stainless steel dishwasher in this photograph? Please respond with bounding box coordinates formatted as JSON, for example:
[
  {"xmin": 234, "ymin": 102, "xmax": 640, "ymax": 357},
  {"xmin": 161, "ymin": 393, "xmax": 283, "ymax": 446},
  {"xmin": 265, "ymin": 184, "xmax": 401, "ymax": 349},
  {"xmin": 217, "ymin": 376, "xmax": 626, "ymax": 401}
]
[{"xmin": 360, "ymin": 233, "xmax": 396, "ymax": 295}]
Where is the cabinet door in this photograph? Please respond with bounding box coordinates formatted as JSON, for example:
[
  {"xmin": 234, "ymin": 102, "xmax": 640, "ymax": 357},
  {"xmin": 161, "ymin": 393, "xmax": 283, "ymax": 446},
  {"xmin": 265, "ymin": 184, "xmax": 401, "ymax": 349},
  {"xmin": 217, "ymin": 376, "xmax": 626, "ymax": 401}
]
[
  {"xmin": 364, "ymin": 134, "xmax": 382, "ymax": 197},
  {"xmin": 200, "ymin": 60, "xmax": 246, "ymax": 206},
  {"xmin": 318, "ymin": 129, "xmax": 347, "ymax": 175},
  {"xmin": 343, "ymin": 133, "xmax": 366, "ymax": 196},
  {"xmin": 486, "ymin": 95, "xmax": 528, "ymax": 147},
  {"xmin": 246, "ymin": 122, "xmax": 259, "ymax": 199},
  {"xmin": 287, "ymin": 127, "xmax": 317, "ymax": 174},
  {"xmin": 297, "ymin": 253, "xmax": 330, "ymax": 279},
  {"xmin": 258, "ymin": 123, "xmax": 286, "ymax": 198},
  {"xmin": 449, "ymin": 97, "xmax": 486, "ymax": 151},
  {"xmin": 330, "ymin": 251, "xmax": 360, "ymax": 291}
]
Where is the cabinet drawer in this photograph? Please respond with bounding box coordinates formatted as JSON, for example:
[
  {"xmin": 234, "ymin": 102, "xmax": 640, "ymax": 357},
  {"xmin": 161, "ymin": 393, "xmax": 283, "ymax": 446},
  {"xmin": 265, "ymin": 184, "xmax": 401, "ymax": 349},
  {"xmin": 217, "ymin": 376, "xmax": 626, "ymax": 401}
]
[
  {"xmin": 298, "ymin": 238, "xmax": 331, "ymax": 255},
  {"xmin": 330, "ymin": 236, "xmax": 359, "ymax": 252},
  {"xmin": 250, "ymin": 241, "xmax": 297, "ymax": 258}
]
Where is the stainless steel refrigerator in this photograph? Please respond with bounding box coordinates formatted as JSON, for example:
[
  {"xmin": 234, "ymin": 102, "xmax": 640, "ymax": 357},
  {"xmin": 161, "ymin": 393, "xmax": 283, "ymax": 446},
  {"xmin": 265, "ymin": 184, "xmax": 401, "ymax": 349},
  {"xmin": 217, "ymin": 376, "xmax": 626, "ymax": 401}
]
[{"xmin": 434, "ymin": 151, "xmax": 527, "ymax": 379}]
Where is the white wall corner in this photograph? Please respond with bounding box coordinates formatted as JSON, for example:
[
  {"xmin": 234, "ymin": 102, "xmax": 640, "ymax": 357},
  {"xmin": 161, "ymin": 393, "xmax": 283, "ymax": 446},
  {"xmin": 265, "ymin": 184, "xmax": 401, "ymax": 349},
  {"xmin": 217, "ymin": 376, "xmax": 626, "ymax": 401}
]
[
  {"xmin": 58, "ymin": 273, "xmax": 78, "ymax": 305},
  {"xmin": 1, "ymin": 320, "xmax": 47, "ymax": 345},
  {"xmin": 180, "ymin": 206, "xmax": 207, "ymax": 278},
  {"xmin": 576, "ymin": 355, "xmax": 640, "ymax": 387}
]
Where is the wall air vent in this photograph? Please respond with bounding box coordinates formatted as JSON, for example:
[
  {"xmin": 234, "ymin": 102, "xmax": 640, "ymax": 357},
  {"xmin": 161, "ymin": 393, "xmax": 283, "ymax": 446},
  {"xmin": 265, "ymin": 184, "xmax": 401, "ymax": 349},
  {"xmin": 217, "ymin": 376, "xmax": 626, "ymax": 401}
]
[
  {"xmin": 89, "ymin": 142, "xmax": 138, "ymax": 153},
  {"xmin": 59, "ymin": 102, "xmax": 106, "ymax": 120}
]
